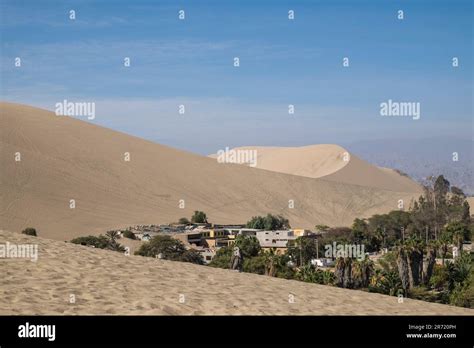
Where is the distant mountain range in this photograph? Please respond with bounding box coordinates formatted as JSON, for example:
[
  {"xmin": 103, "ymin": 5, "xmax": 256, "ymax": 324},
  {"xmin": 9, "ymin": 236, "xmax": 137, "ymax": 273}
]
[{"xmin": 347, "ymin": 138, "xmax": 474, "ymax": 196}]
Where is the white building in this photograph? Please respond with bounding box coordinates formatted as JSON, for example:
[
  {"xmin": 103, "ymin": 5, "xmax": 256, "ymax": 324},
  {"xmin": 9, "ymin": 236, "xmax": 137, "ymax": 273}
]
[
  {"xmin": 256, "ymin": 230, "xmax": 296, "ymax": 248},
  {"xmin": 311, "ymin": 258, "xmax": 335, "ymax": 268}
]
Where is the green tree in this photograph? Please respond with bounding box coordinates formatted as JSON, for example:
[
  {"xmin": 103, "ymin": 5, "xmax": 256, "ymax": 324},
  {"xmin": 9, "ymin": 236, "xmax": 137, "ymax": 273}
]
[
  {"xmin": 334, "ymin": 257, "xmax": 346, "ymax": 287},
  {"xmin": 370, "ymin": 269, "xmax": 403, "ymax": 297},
  {"xmin": 135, "ymin": 235, "xmax": 202, "ymax": 264},
  {"xmin": 243, "ymin": 254, "xmax": 266, "ymax": 274},
  {"xmin": 246, "ymin": 214, "xmax": 290, "ymax": 230},
  {"xmin": 396, "ymin": 246, "xmax": 410, "ymax": 293},
  {"xmin": 104, "ymin": 230, "xmax": 126, "ymax": 252},
  {"xmin": 262, "ymin": 248, "xmax": 282, "ymax": 277},
  {"xmin": 445, "ymin": 221, "xmax": 470, "ymax": 252},
  {"xmin": 315, "ymin": 224, "xmax": 330, "ymax": 233},
  {"xmin": 208, "ymin": 246, "xmax": 232, "ymax": 269},
  {"xmin": 71, "ymin": 235, "xmax": 111, "ymax": 249},
  {"xmin": 180, "ymin": 249, "xmax": 204, "ymax": 265},
  {"xmin": 287, "ymin": 237, "xmax": 318, "ymax": 266},
  {"xmin": 122, "ymin": 230, "xmax": 136, "ymax": 239},
  {"xmin": 105, "ymin": 230, "xmax": 119, "ymax": 243},
  {"xmin": 21, "ymin": 227, "xmax": 37, "ymax": 236},
  {"xmin": 178, "ymin": 217, "xmax": 190, "ymax": 225},
  {"xmin": 191, "ymin": 211, "xmax": 208, "ymax": 223},
  {"xmin": 235, "ymin": 235, "xmax": 261, "ymax": 258}
]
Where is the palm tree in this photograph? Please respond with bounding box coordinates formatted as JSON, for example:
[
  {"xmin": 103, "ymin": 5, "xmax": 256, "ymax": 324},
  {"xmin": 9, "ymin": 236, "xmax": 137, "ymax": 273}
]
[
  {"xmin": 105, "ymin": 231, "xmax": 125, "ymax": 252},
  {"xmin": 334, "ymin": 257, "xmax": 345, "ymax": 287},
  {"xmin": 396, "ymin": 246, "xmax": 410, "ymax": 294},
  {"xmin": 439, "ymin": 230, "xmax": 451, "ymax": 265},
  {"xmin": 381, "ymin": 271, "xmax": 403, "ymax": 296},
  {"xmin": 297, "ymin": 264, "xmax": 317, "ymax": 283},
  {"xmin": 105, "ymin": 230, "xmax": 119, "ymax": 243},
  {"xmin": 422, "ymin": 243, "xmax": 437, "ymax": 285},
  {"xmin": 360, "ymin": 258, "xmax": 375, "ymax": 288},
  {"xmin": 405, "ymin": 238, "xmax": 424, "ymax": 287},
  {"xmin": 343, "ymin": 258, "xmax": 353, "ymax": 288},
  {"xmin": 351, "ymin": 260, "xmax": 363, "ymax": 288},
  {"xmin": 263, "ymin": 248, "xmax": 279, "ymax": 277}
]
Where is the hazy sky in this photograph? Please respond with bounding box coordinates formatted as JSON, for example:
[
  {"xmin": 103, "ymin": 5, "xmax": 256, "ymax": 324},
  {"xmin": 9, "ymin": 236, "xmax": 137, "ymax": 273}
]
[{"xmin": 1, "ymin": 0, "xmax": 472, "ymax": 154}]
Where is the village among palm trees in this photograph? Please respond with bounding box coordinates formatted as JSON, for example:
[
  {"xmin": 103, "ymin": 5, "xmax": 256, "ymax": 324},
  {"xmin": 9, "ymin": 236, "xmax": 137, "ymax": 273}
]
[{"xmin": 58, "ymin": 174, "xmax": 473, "ymax": 308}]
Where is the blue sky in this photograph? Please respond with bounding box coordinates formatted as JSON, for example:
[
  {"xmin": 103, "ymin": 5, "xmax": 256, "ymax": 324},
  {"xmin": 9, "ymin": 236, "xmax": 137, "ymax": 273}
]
[{"xmin": 1, "ymin": 0, "xmax": 472, "ymax": 154}]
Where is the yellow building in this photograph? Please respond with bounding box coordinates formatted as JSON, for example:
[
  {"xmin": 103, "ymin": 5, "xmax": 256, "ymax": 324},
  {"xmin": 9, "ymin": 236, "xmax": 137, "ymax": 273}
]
[
  {"xmin": 200, "ymin": 229, "xmax": 227, "ymax": 238},
  {"xmin": 292, "ymin": 229, "xmax": 312, "ymax": 237},
  {"xmin": 200, "ymin": 229, "xmax": 229, "ymax": 248}
]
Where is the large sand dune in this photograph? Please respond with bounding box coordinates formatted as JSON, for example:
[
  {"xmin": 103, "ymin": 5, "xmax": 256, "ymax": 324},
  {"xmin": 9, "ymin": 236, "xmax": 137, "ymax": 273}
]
[
  {"xmin": 0, "ymin": 230, "xmax": 471, "ymax": 315},
  {"xmin": 0, "ymin": 102, "xmax": 422, "ymax": 240},
  {"xmin": 210, "ymin": 145, "xmax": 421, "ymax": 192}
]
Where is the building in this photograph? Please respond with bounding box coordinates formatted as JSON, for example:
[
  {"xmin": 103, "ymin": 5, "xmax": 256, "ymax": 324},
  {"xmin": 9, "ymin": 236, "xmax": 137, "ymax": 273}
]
[
  {"xmin": 292, "ymin": 229, "xmax": 313, "ymax": 238},
  {"xmin": 226, "ymin": 228, "xmax": 262, "ymax": 238},
  {"xmin": 200, "ymin": 229, "xmax": 230, "ymax": 248},
  {"xmin": 213, "ymin": 224, "xmax": 246, "ymax": 229},
  {"xmin": 173, "ymin": 231, "xmax": 203, "ymax": 246},
  {"xmin": 256, "ymin": 230, "xmax": 296, "ymax": 249}
]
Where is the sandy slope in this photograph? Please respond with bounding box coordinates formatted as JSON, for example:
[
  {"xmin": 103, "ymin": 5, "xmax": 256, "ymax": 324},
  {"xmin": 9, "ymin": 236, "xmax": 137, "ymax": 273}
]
[
  {"xmin": 0, "ymin": 230, "xmax": 471, "ymax": 315},
  {"xmin": 210, "ymin": 144, "xmax": 350, "ymax": 178},
  {"xmin": 210, "ymin": 145, "xmax": 421, "ymax": 192},
  {"xmin": 0, "ymin": 102, "xmax": 422, "ymax": 240}
]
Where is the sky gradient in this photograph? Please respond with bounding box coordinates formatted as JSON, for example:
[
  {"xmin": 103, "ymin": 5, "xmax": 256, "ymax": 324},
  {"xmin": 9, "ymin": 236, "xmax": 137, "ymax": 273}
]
[{"xmin": 1, "ymin": 0, "xmax": 472, "ymax": 154}]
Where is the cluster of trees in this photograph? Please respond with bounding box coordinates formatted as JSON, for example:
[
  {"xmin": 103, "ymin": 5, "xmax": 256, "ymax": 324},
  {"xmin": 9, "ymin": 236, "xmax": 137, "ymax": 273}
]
[
  {"xmin": 209, "ymin": 235, "xmax": 294, "ymax": 278},
  {"xmin": 246, "ymin": 214, "xmax": 290, "ymax": 230},
  {"xmin": 64, "ymin": 175, "xmax": 472, "ymax": 307},
  {"xmin": 70, "ymin": 231, "xmax": 125, "ymax": 252},
  {"xmin": 352, "ymin": 175, "xmax": 473, "ymax": 307},
  {"xmin": 369, "ymin": 245, "xmax": 473, "ymax": 307},
  {"xmin": 294, "ymin": 264, "xmax": 334, "ymax": 285},
  {"xmin": 209, "ymin": 176, "xmax": 473, "ymax": 308},
  {"xmin": 334, "ymin": 258, "xmax": 374, "ymax": 289},
  {"xmin": 178, "ymin": 211, "xmax": 208, "ymax": 225},
  {"xmin": 135, "ymin": 235, "xmax": 204, "ymax": 265}
]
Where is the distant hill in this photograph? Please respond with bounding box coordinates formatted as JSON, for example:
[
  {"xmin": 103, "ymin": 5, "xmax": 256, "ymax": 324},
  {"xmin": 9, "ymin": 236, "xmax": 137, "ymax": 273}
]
[
  {"xmin": 347, "ymin": 138, "xmax": 474, "ymax": 196},
  {"xmin": 209, "ymin": 144, "xmax": 421, "ymax": 192}
]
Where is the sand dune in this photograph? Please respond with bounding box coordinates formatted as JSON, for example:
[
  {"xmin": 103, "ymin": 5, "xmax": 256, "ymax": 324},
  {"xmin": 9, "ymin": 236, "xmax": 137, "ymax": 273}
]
[
  {"xmin": 210, "ymin": 145, "xmax": 421, "ymax": 192},
  {"xmin": 0, "ymin": 102, "xmax": 422, "ymax": 240},
  {"xmin": 210, "ymin": 144, "xmax": 350, "ymax": 178},
  {"xmin": 0, "ymin": 230, "xmax": 471, "ymax": 315}
]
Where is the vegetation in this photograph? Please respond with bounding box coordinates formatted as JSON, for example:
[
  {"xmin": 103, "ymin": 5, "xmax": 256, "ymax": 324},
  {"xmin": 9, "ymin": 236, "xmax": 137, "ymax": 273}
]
[
  {"xmin": 122, "ymin": 230, "xmax": 136, "ymax": 240},
  {"xmin": 178, "ymin": 217, "xmax": 190, "ymax": 225},
  {"xmin": 294, "ymin": 264, "xmax": 334, "ymax": 285},
  {"xmin": 135, "ymin": 235, "xmax": 203, "ymax": 265},
  {"xmin": 209, "ymin": 235, "xmax": 261, "ymax": 269},
  {"xmin": 246, "ymin": 214, "xmax": 290, "ymax": 230},
  {"xmin": 287, "ymin": 237, "xmax": 318, "ymax": 267},
  {"xmin": 208, "ymin": 246, "xmax": 233, "ymax": 269},
  {"xmin": 210, "ymin": 175, "xmax": 473, "ymax": 308},
  {"xmin": 191, "ymin": 211, "xmax": 208, "ymax": 224},
  {"xmin": 21, "ymin": 227, "xmax": 37, "ymax": 236},
  {"xmin": 70, "ymin": 232, "xmax": 125, "ymax": 252}
]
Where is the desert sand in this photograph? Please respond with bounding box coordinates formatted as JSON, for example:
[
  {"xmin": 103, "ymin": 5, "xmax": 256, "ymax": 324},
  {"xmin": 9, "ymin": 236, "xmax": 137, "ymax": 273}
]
[
  {"xmin": 0, "ymin": 102, "xmax": 423, "ymax": 240},
  {"xmin": 0, "ymin": 230, "xmax": 471, "ymax": 315},
  {"xmin": 210, "ymin": 145, "xmax": 421, "ymax": 192}
]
